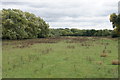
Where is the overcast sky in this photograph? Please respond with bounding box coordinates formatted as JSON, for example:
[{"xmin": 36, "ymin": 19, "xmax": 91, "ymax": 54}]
[{"xmin": 1, "ymin": 0, "xmax": 119, "ymax": 30}]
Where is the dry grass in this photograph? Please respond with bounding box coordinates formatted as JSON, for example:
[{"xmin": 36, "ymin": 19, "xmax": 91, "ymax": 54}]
[
  {"xmin": 41, "ymin": 48, "xmax": 53, "ymax": 54},
  {"xmin": 86, "ymin": 56, "xmax": 94, "ymax": 63},
  {"xmin": 96, "ymin": 61, "xmax": 103, "ymax": 65},
  {"xmin": 112, "ymin": 60, "xmax": 120, "ymax": 65},
  {"xmin": 67, "ymin": 45, "xmax": 75, "ymax": 49},
  {"xmin": 100, "ymin": 53, "xmax": 108, "ymax": 57}
]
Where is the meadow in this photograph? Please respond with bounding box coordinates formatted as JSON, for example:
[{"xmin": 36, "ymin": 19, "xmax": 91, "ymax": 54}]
[{"xmin": 2, "ymin": 37, "xmax": 118, "ymax": 78}]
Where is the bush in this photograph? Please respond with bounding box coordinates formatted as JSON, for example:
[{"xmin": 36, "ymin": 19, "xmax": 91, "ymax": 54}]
[{"xmin": 111, "ymin": 30, "xmax": 120, "ymax": 38}]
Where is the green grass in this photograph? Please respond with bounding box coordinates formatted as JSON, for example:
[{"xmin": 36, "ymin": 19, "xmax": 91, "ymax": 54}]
[{"xmin": 2, "ymin": 37, "xmax": 118, "ymax": 78}]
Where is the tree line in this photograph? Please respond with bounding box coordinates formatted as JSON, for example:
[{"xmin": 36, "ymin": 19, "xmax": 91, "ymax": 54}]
[
  {"xmin": 1, "ymin": 9, "xmax": 120, "ymax": 40},
  {"xmin": 49, "ymin": 28, "xmax": 119, "ymax": 38}
]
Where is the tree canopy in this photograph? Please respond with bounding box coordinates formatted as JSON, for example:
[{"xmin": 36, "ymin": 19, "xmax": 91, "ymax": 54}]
[
  {"xmin": 2, "ymin": 9, "xmax": 49, "ymax": 39},
  {"xmin": 49, "ymin": 28, "xmax": 112, "ymax": 37},
  {"xmin": 110, "ymin": 13, "xmax": 120, "ymax": 35}
]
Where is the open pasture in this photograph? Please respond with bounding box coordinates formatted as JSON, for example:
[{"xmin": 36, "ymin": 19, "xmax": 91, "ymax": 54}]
[{"xmin": 2, "ymin": 37, "xmax": 118, "ymax": 78}]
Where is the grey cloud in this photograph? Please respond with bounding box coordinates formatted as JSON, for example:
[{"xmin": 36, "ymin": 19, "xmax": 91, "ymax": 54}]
[
  {"xmin": 1, "ymin": 0, "xmax": 119, "ymax": 29},
  {"xmin": 2, "ymin": 2, "xmax": 29, "ymax": 5},
  {"xmin": 45, "ymin": 16, "xmax": 108, "ymax": 23},
  {"xmin": 118, "ymin": 1, "xmax": 120, "ymax": 13}
]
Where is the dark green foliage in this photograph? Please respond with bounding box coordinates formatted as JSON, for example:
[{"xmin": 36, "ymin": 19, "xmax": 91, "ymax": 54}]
[
  {"xmin": 110, "ymin": 13, "xmax": 120, "ymax": 35},
  {"xmin": 2, "ymin": 9, "xmax": 49, "ymax": 39},
  {"xmin": 49, "ymin": 28, "xmax": 112, "ymax": 37},
  {"xmin": 111, "ymin": 30, "xmax": 120, "ymax": 38}
]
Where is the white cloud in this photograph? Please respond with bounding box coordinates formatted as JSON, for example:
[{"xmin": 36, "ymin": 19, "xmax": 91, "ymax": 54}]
[{"xmin": 1, "ymin": 0, "xmax": 119, "ymax": 29}]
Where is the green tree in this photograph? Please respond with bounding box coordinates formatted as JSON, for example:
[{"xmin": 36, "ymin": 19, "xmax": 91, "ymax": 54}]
[
  {"xmin": 2, "ymin": 9, "xmax": 49, "ymax": 39},
  {"xmin": 110, "ymin": 13, "xmax": 120, "ymax": 35}
]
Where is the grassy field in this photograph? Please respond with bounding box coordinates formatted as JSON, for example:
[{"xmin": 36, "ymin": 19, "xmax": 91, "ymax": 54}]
[{"xmin": 2, "ymin": 37, "xmax": 118, "ymax": 78}]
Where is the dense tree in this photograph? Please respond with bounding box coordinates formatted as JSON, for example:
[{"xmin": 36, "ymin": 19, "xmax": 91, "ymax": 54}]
[
  {"xmin": 110, "ymin": 13, "xmax": 120, "ymax": 35},
  {"xmin": 49, "ymin": 28, "xmax": 112, "ymax": 37},
  {"xmin": 2, "ymin": 9, "xmax": 49, "ymax": 39}
]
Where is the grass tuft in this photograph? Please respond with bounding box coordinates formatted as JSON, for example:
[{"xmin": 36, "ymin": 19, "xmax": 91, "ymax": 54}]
[{"xmin": 112, "ymin": 60, "xmax": 120, "ymax": 65}]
